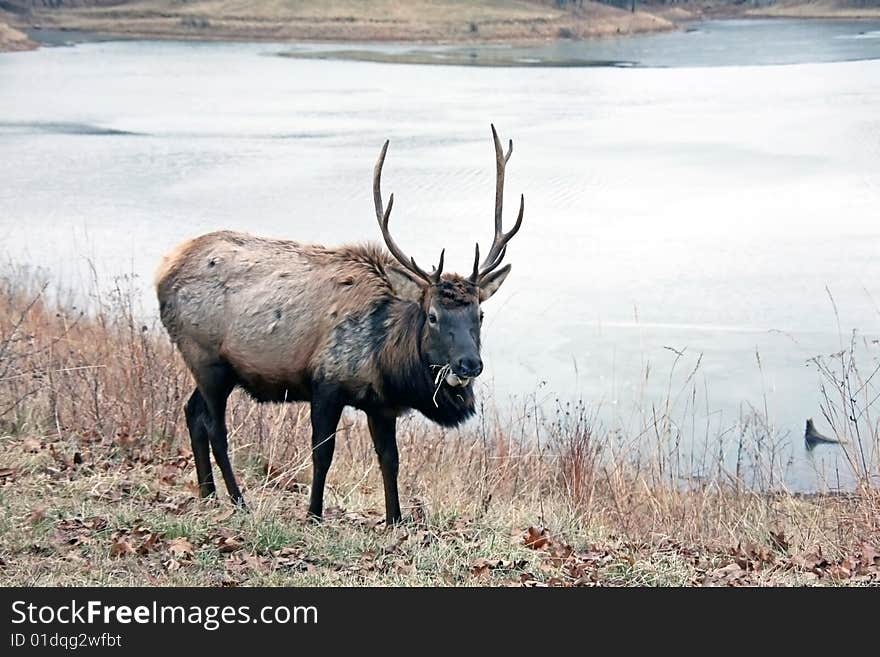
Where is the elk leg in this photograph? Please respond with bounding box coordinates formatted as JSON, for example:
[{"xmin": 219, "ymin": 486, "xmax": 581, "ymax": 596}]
[
  {"xmin": 198, "ymin": 363, "xmax": 246, "ymax": 507},
  {"xmin": 184, "ymin": 388, "xmax": 215, "ymax": 498},
  {"xmin": 307, "ymin": 392, "xmax": 343, "ymax": 521},
  {"xmin": 367, "ymin": 413, "xmax": 401, "ymax": 525}
]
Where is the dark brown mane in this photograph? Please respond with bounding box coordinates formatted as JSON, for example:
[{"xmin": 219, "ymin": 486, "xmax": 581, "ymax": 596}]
[{"xmin": 377, "ymin": 298, "xmax": 476, "ymax": 427}]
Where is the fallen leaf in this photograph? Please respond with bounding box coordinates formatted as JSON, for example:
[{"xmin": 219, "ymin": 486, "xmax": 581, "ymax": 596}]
[
  {"xmin": 754, "ymin": 545, "xmax": 774, "ymax": 565},
  {"xmin": 225, "ymin": 553, "xmax": 267, "ymax": 575},
  {"xmin": 470, "ymin": 557, "xmax": 525, "ymax": 579},
  {"xmin": 168, "ymin": 537, "xmax": 195, "ymax": 557},
  {"xmin": 109, "ymin": 537, "xmax": 135, "ymax": 558},
  {"xmin": 733, "ymin": 542, "xmax": 774, "ymax": 570},
  {"xmin": 216, "ymin": 536, "xmax": 244, "ymax": 553},
  {"xmin": 56, "ymin": 518, "xmax": 84, "ymax": 533},
  {"xmin": 212, "ymin": 507, "xmax": 236, "ymax": 523},
  {"xmin": 323, "ymin": 505, "xmax": 345, "ymax": 520},
  {"xmin": 470, "ymin": 558, "xmax": 503, "ymax": 577},
  {"xmin": 409, "ymin": 497, "xmax": 428, "ymax": 526},
  {"xmin": 137, "ymin": 533, "xmax": 162, "ymax": 556},
  {"xmin": 711, "ymin": 563, "xmax": 744, "ymax": 579},
  {"xmin": 274, "ymin": 547, "xmax": 310, "ymax": 571},
  {"xmin": 83, "ymin": 516, "xmax": 108, "ymax": 531},
  {"xmin": 792, "ymin": 547, "xmax": 826, "ymax": 572},
  {"xmin": 159, "ymin": 465, "xmax": 179, "ymax": 484},
  {"xmin": 392, "ymin": 561, "xmax": 416, "ymax": 575},
  {"xmin": 524, "ymin": 526, "xmax": 550, "ymax": 550},
  {"xmin": 519, "ymin": 575, "xmax": 548, "ymax": 587},
  {"xmin": 826, "ymin": 563, "xmax": 853, "ymax": 580},
  {"xmin": 548, "ymin": 542, "xmax": 573, "ymax": 562}
]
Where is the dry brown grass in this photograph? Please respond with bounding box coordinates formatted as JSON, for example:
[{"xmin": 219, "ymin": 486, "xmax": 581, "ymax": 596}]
[
  {"xmin": 0, "ymin": 266, "xmax": 878, "ymax": 586},
  {"xmin": 0, "ymin": 20, "xmax": 37, "ymax": 52},
  {"xmin": 744, "ymin": 1, "xmax": 880, "ymax": 18},
  {"xmin": 646, "ymin": 0, "xmax": 880, "ymax": 20}
]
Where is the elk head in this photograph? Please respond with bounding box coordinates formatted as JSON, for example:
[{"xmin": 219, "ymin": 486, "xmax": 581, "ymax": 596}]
[{"xmin": 373, "ymin": 124, "xmax": 524, "ymax": 388}]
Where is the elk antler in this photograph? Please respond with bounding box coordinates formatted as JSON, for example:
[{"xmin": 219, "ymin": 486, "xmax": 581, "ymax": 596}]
[
  {"xmin": 373, "ymin": 140, "xmax": 444, "ymax": 284},
  {"xmin": 470, "ymin": 124, "xmax": 524, "ymax": 285}
]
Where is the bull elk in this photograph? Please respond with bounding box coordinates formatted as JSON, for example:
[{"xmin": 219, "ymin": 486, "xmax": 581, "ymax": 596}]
[{"xmin": 155, "ymin": 125, "xmax": 524, "ymax": 524}]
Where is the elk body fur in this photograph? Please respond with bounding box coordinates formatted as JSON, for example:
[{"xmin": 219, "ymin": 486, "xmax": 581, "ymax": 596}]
[{"xmin": 156, "ymin": 231, "xmax": 476, "ymax": 426}]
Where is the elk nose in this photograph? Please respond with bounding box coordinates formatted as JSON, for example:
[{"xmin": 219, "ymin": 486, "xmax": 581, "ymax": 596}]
[{"xmin": 456, "ymin": 357, "xmax": 483, "ymax": 378}]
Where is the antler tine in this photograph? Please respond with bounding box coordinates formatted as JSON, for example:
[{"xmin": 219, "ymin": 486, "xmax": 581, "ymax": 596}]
[
  {"xmin": 479, "ymin": 245, "xmax": 508, "ymax": 279},
  {"xmin": 479, "ymin": 124, "xmax": 524, "ymax": 281},
  {"xmin": 490, "ymin": 124, "xmax": 506, "ymax": 237},
  {"xmin": 373, "ymin": 140, "xmax": 390, "ymax": 222},
  {"xmin": 373, "ymin": 140, "xmax": 433, "ymax": 283},
  {"xmin": 469, "ymin": 243, "xmax": 480, "ymax": 283},
  {"xmin": 431, "ymin": 249, "xmax": 445, "ymax": 284}
]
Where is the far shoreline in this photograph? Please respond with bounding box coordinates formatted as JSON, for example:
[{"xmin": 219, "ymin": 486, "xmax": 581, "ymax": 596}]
[
  {"xmin": 5, "ymin": 12, "xmax": 880, "ymax": 56},
  {"xmin": 16, "ymin": 22, "xmax": 675, "ymax": 51},
  {"xmin": 11, "ymin": 17, "xmax": 880, "ymax": 70}
]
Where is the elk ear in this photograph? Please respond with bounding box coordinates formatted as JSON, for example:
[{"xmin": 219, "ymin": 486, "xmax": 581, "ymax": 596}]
[
  {"xmin": 479, "ymin": 264, "xmax": 511, "ymax": 302},
  {"xmin": 386, "ymin": 265, "xmax": 425, "ymax": 302}
]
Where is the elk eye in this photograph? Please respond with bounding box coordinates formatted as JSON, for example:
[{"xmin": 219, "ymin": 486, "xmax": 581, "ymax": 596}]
[
  {"xmin": 428, "ymin": 312, "xmax": 438, "ymax": 325},
  {"xmin": 479, "ymin": 311, "xmax": 484, "ymax": 323}
]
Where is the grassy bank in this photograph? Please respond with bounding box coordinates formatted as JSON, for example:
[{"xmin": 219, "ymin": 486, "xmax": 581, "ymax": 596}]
[
  {"xmin": 741, "ymin": 1, "xmax": 880, "ymax": 19},
  {"xmin": 0, "ymin": 20, "xmax": 36, "ymax": 52},
  {"xmin": 0, "ymin": 267, "xmax": 877, "ymax": 586},
  {"xmin": 647, "ymin": 0, "xmax": 880, "ymax": 20}
]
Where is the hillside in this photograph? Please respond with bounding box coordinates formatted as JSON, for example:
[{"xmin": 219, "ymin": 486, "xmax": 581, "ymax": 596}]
[
  {"xmin": 644, "ymin": 0, "xmax": 880, "ymax": 20},
  {"xmin": 2, "ymin": 0, "xmax": 675, "ymax": 48},
  {"xmin": 0, "ymin": 272, "xmax": 877, "ymax": 586},
  {"xmin": 5, "ymin": 1, "xmax": 880, "ymax": 53},
  {"xmin": 745, "ymin": 0, "xmax": 880, "ymax": 17}
]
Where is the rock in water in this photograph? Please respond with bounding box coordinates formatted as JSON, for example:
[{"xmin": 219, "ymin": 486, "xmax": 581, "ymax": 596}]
[{"xmin": 804, "ymin": 418, "xmax": 844, "ymax": 451}]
